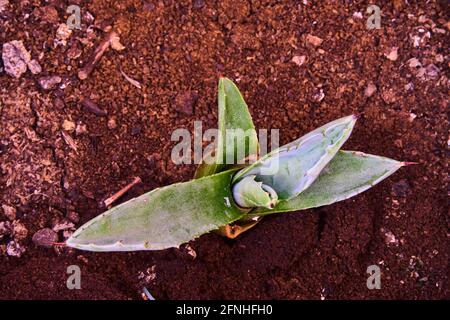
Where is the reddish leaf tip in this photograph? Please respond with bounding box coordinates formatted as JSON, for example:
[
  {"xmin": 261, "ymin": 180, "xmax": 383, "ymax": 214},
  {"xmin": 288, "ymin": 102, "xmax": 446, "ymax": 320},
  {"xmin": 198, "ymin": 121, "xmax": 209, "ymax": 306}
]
[{"xmin": 401, "ymin": 161, "xmax": 419, "ymax": 166}]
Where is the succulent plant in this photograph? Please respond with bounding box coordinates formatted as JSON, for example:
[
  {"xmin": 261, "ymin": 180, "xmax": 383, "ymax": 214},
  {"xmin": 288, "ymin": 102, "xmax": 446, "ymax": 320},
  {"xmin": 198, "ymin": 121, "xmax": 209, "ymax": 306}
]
[{"xmin": 67, "ymin": 78, "xmax": 410, "ymax": 251}]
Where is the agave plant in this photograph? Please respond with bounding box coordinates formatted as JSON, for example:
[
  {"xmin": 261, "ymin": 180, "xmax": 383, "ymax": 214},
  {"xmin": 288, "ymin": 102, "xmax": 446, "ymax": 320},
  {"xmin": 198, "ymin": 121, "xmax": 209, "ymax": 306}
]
[{"xmin": 67, "ymin": 78, "xmax": 411, "ymax": 251}]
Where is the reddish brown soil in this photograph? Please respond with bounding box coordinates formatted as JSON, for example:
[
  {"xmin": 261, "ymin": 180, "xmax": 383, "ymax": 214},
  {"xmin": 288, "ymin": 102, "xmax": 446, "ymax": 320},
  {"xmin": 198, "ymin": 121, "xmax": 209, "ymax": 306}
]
[{"xmin": 0, "ymin": 0, "xmax": 448, "ymax": 299}]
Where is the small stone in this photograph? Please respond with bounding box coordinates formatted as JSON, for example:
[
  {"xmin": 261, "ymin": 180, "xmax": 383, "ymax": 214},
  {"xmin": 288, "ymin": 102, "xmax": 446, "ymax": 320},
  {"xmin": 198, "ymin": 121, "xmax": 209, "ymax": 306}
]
[
  {"xmin": 2, "ymin": 40, "xmax": 31, "ymax": 78},
  {"xmin": 391, "ymin": 179, "xmax": 411, "ymax": 197},
  {"xmin": 407, "ymin": 58, "xmax": 421, "ymax": 68},
  {"xmin": 393, "ymin": 0, "xmax": 404, "ymax": 11},
  {"xmin": 364, "ymin": 83, "xmax": 377, "ymax": 97},
  {"xmin": 62, "ymin": 119, "xmax": 76, "ymax": 132},
  {"xmin": 62, "ymin": 230, "xmax": 73, "ymax": 239},
  {"xmin": 381, "ymin": 88, "xmax": 397, "ymax": 104},
  {"xmin": 66, "ymin": 211, "xmax": 80, "ymax": 224},
  {"xmin": 193, "ymin": 0, "xmax": 205, "ymax": 9},
  {"xmin": 2, "ymin": 204, "xmax": 16, "ymax": 221},
  {"xmin": 54, "ymin": 97, "xmax": 65, "ymax": 109},
  {"xmin": 52, "ymin": 219, "xmax": 75, "ymax": 232},
  {"xmin": 313, "ymin": 89, "xmax": 325, "ymax": 102},
  {"xmin": 66, "ymin": 45, "xmax": 82, "ymax": 60},
  {"xmin": 38, "ymin": 75, "xmax": 62, "ymax": 90},
  {"xmin": 306, "ymin": 34, "xmax": 323, "ymax": 46},
  {"xmin": 383, "ymin": 230, "xmax": 398, "ymax": 245},
  {"xmin": 0, "ymin": 0, "xmax": 9, "ymax": 13},
  {"xmin": 108, "ymin": 117, "xmax": 117, "ymax": 130},
  {"xmin": 409, "ymin": 113, "xmax": 417, "ymax": 122},
  {"xmin": 292, "ymin": 55, "xmax": 306, "ymax": 66},
  {"xmin": 385, "ymin": 47, "xmax": 398, "ymax": 61},
  {"xmin": 173, "ymin": 91, "xmax": 198, "ymax": 115},
  {"xmin": 404, "ymin": 83, "xmax": 414, "ymax": 91},
  {"xmin": 32, "ymin": 228, "xmax": 58, "ymax": 247},
  {"xmin": 352, "ymin": 12, "xmax": 363, "ymax": 19},
  {"xmin": 185, "ymin": 244, "xmax": 197, "ymax": 259},
  {"xmin": 75, "ymin": 123, "xmax": 87, "ymax": 136},
  {"xmin": 143, "ymin": 1, "xmax": 156, "ymax": 11},
  {"xmin": 27, "ymin": 59, "xmax": 42, "ymax": 74},
  {"xmin": 424, "ymin": 64, "xmax": 439, "ymax": 79},
  {"xmin": 435, "ymin": 54, "xmax": 444, "ymax": 63},
  {"xmin": 110, "ymin": 33, "xmax": 126, "ymax": 51},
  {"xmin": 131, "ymin": 126, "xmax": 141, "ymax": 136},
  {"xmin": 33, "ymin": 6, "xmax": 59, "ymax": 24},
  {"xmin": 0, "ymin": 221, "xmax": 11, "ymax": 241},
  {"xmin": 56, "ymin": 23, "xmax": 72, "ymax": 41},
  {"xmin": 137, "ymin": 265, "xmax": 157, "ymax": 284},
  {"xmin": 12, "ymin": 221, "xmax": 27, "ymax": 241},
  {"xmin": 6, "ymin": 241, "xmax": 25, "ymax": 257}
]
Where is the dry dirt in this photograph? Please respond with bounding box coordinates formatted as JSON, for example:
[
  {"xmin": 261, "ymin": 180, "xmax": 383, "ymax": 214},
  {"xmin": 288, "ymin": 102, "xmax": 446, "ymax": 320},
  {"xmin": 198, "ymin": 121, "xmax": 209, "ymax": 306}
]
[{"xmin": 0, "ymin": 0, "xmax": 448, "ymax": 299}]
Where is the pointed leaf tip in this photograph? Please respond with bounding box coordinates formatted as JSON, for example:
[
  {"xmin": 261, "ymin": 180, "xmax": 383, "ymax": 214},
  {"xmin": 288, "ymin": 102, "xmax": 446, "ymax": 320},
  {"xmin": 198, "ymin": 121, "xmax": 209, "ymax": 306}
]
[
  {"xmin": 233, "ymin": 115, "xmax": 357, "ymax": 200},
  {"xmin": 401, "ymin": 161, "xmax": 419, "ymax": 166}
]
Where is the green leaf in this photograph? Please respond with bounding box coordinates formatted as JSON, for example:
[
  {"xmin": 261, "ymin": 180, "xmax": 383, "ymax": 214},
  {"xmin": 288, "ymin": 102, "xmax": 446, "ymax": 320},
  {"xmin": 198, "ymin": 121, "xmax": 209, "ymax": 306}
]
[
  {"xmin": 195, "ymin": 78, "xmax": 258, "ymax": 178},
  {"xmin": 232, "ymin": 175, "xmax": 278, "ymax": 209},
  {"xmin": 66, "ymin": 169, "xmax": 244, "ymax": 251},
  {"xmin": 233, "ymin": 115, "xmax": 357, "ymax": 200},
  {"xmin": 252, "ymin": 150, "xmax": 404, "ymax": 216}
]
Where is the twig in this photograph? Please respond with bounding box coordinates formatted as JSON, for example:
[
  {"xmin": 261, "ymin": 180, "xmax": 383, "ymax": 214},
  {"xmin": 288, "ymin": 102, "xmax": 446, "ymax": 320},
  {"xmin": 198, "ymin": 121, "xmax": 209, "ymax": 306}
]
[
  {"xmin": 61, "ymin": 130, "xmax": 79, "ymax": 154},
  {"xmin": 104, "ymin": 177, "xmax": 142, "ymax": 207},
  {"xmin": 78, "ymin": 31, "xmax": 118, "ymax": 80},
  {"xmin": 81, "ymin": 98, "xmax": 107, "ymax": 116}
]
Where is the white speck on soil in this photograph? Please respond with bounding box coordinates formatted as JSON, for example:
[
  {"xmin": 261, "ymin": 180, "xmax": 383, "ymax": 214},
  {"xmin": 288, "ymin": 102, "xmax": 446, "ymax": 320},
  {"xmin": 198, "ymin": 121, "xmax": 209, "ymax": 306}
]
[
  {"xmin": 38, "ymin": 75, "xmax": 62, "ymax": 90},
  {"xmin": 364, "ymin": 83, "xmax": 377, "ymax": 97},
  {"xmin": 352, "ymin": 12, "xmax": 363, "ymax": 19},
  {"xmin": 56, "ymin": 23, "xmax": 72, "ymax": 45},
  {"xmin": 138, "ymin": 265, "xmax": 157, "ymax": 284},
  {"xmin": 384, "ymin": 47, "xmax": 398, "ymax": 61},
  {"xmin": 306, "ymin": 34, "xmax": 323, "ymax": 46},
  {"xmin": 185, "ymin": 244, "xmax": 197, "ymax": 259},
  {"xmin": 291, "ymin": 55, "xmax": 306, "ymax": 66},
  {"xmin": 6, "ymin": 241, "xmax": 25, "ymax": 257},
  {"xmin": 382, "ymin": 228, "xmax": 399, "ymax": 246}
]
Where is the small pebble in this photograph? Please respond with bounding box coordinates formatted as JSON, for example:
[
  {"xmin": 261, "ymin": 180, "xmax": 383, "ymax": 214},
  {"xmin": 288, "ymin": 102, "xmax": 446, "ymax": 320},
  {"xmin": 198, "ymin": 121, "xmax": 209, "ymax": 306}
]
[
  {"xmin": 2, "ymin": 204, "xmax": 16, "ymax": 221},
  {"xmin": 385, "ymin": 47, "xmax": 398, "ymax": 61},
  {"xmin": 0, "ymin": 221, "xmax": 11, "ymax": 241},
  {"xmin": 306, "ymin": 34, "xmax": 323, "ymax": 46},
  {"xmin": 2, "ymin": 40, "xmax": 30, "ymax": 78},
  {"xmin": 66, "ymin": 211, "xmax": 80, "ymax": 224},
  {"xmin": 291, "ymin": 55, "xmax": 306, "ymax": 66},
  {"xmin": 12, "ymin": 221, "xmax": 27, "ymax": 241},
  {"xmin": 173, "ymin": 91, "xmax": 198, "ymax": 115},
  {"xmin": 38, "ymin": 75, "xmax": 62, "ymax": 90},
  {"xmin": 108, "ymin": 118, "xmax": 117, "ymax": 130},
  {"xmin": 6, "ymin": 241, "xmax": 25, "ymax": 257},
  {"xmin": 365, "ymin": 83, "xmax": 377, "ymax": 97},
  {"xmin": 62, "ymin": 119, "xmax": 76, "ymax": 132}
]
